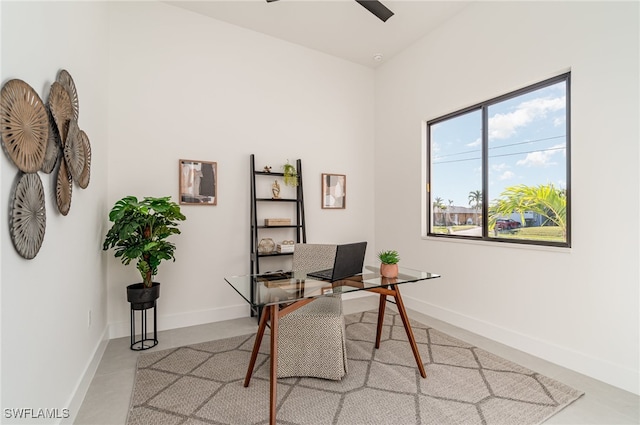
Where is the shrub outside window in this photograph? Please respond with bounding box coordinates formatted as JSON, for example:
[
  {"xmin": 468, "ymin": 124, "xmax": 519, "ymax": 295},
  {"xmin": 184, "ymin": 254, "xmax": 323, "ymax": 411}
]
[{"xmin": 427, "ymin": 73, "xmax": 570, "ymax": 247}]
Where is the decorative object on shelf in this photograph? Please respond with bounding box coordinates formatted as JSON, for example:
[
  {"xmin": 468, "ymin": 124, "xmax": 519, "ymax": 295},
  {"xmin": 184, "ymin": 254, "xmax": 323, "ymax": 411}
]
[
  {"xmin": 9, "ymin": 173, "xmax": 46, "ymax": 259},
  {"xmin": 48, "ymin": 81, "xmax": 73, "ymax": 145},
  {"xmin": 264, "ymin": 218, "xmax": 291, "ymax": 226},
  {"xmin": 55, "ymin": 159, "xmax": 73, "ymax": 216},
  {"xmin": 179, "ymin": 159, "xmax": 217, "ymax": 205},
  {"xmin": 40, "ymin": 106, "xmax": 60, "ymax": 174},
  {"xmin": 277, "ymin": 240, "xmax": 295, "ymax": 253},
  {"xmin": 271, "ymin": 179, "xmax": 281, "ymax": 199},
  {"xmin": 378, "ymin": 249, "xmax": 400, "ymax": 278},
  {"xmin": 263, "ymin": 166, "xmax": 272, "ymax": 173},
  {"xmin": 282, "ymin": 160, "xmax": 299, "ymax": 187},
  {"xmin": 322, "ymin": 173, "xmax": 346, "ymax": 209},
  {"xmin": 258, "ymin": 238, "xmax": 276, "ymax": 254},
  {"xmin": 56, "ymin": 69, "xmax": 79, "ymax": 121},
  {"xmin": 0, "ymin": 79, "xmax": 49, "ymax": 173}
]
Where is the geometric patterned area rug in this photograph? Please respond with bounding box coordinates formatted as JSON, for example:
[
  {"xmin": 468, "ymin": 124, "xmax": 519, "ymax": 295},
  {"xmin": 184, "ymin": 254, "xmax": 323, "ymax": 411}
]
[{"xmin": 127, "ymin": 309, "xmax": 584, "ymax": 425}]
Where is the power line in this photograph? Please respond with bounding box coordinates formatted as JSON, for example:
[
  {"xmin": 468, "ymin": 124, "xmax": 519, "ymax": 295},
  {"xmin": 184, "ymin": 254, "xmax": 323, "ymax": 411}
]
[
  {"xmin": 433, "ymin": 135, "xmax": 565, "ymax": 161},
  {"xmin": 433, "ymin": 142, "xmax": 566, "ymax": 165}
]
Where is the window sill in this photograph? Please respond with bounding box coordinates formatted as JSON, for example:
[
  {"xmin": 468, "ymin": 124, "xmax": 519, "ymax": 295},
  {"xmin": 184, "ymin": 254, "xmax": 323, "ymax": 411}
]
[{"xmin": 422, "ymin": 234, "xmax": 572, "ymax": 253}]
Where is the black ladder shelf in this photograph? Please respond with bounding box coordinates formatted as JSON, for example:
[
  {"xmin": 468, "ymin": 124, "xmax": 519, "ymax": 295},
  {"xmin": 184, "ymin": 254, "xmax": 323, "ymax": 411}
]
[{"xmin": 249, "ymin": 154, "xmax": 306, "ymax": 315}]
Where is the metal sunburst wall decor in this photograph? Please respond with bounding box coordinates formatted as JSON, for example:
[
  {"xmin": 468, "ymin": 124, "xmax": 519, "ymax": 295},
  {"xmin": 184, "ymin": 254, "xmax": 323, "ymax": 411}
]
[
  {"xmin": 0, "ymin": 79, "xmax": 49, "ymax": 173},
  {"xmin": 0, "ymin": 69, "xmax": 93, "ymax": 259},
  {"xmin": 10, "ymin": 173, "xmax": 47, "ymax": 259}
]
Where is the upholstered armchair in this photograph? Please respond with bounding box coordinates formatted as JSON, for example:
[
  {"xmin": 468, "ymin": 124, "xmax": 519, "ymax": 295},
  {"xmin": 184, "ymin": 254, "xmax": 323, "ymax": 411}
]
[{"xmin": 276, "ymin": 243, "xmax": 348, "ymax": 380}]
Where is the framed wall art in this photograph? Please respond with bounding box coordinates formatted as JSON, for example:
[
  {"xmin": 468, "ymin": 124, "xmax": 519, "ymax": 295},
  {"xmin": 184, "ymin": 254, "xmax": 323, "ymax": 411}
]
[
  {"xmin": 321, "ymin": 173, "xmax": 346, "ymax": 209},
  {"xmin": 179, "ymin": 159, "xmax": 217, "ymax": 205}
]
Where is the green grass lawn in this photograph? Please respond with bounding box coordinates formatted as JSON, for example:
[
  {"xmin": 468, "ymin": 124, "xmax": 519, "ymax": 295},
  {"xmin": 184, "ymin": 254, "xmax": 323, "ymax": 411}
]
[{"xmin": 496, "ymin": 226, "xmax": 564, "ymax": 241}]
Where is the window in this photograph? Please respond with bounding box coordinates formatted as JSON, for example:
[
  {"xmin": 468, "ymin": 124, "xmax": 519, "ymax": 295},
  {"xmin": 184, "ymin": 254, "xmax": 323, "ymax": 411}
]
[{"xmin": 427, "ymin": 73, "xmax": 570, "ymax": 247}]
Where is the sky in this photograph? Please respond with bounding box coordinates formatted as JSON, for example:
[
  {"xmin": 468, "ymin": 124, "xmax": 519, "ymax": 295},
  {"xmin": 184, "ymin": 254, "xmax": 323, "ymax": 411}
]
[{"xmin": 430, "ymin": 80, "xmax": 567, "ymax": 209}]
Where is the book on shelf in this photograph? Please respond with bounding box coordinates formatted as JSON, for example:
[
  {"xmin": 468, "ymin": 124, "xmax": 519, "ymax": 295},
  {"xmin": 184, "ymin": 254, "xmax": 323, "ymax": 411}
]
[{"xmin": 264, "ymin": 218, "xmax": 291, "ymax": 226}]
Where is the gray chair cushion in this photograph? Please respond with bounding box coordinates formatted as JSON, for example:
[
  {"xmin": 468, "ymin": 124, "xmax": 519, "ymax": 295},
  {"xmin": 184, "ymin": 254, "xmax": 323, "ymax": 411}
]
[{"xmin": 277, "ymin": 243, "xmax": 347, "ymax": 380}]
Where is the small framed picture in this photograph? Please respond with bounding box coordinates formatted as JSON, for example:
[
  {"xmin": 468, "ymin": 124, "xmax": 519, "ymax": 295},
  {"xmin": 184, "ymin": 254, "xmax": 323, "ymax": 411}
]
[
  {"xmin": 322, "ymin": 173, "xmax": 346, "ymax": 209},
  {"xmin": 179, "ymin": 159, "xmax": 217, "ymax": 205}
]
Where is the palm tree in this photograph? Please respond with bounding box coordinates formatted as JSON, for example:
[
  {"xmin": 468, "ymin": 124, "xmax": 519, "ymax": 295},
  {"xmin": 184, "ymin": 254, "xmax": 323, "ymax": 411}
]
[
  {"xmin": 433, "ymin": 197, "xmax": 445, "ymax": 226},
  {"xmin": 447, "ymin": 199, "xmax": 454, "ymax": 226},
  {"xmin": 490, "ymin": 184, "xmax": 567, "ymax": 238},
  {"xmin": 468, "ymin": 190, "xmax": 482, "ymax": 225}
]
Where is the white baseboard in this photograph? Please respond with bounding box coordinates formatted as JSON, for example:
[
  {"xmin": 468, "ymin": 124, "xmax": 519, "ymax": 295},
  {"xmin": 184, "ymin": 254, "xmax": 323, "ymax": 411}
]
[
  {"xmin": 62, "ymin": 326, "xmax": 109, "ymax": 425},
  {"xmin": 403, "ymin": 296, "xmax": 640, "ymax": 396},
  {"xmin": 108, "ymin": 303, "xmax": 251, "ymax": 339}
]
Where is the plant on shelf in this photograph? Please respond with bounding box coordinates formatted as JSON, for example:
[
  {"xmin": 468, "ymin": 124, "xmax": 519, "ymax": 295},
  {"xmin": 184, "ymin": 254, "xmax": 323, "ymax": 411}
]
[
  {"xmin": 377, "ymin": 249, "xmax": 400, "ymax": 278},
  {"xmin": 282, "ymin": 160, "xmax": 299, "ymax": 187},
  {"xmin": 103, "ymin": 196, "xmax": 186, "ymax": 288}
]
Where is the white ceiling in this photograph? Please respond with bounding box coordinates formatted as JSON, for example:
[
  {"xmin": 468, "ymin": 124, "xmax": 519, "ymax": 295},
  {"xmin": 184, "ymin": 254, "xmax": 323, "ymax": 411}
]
[{"xmin": 166, "ymin": 0, "xmax": 472, "ymax": 68}]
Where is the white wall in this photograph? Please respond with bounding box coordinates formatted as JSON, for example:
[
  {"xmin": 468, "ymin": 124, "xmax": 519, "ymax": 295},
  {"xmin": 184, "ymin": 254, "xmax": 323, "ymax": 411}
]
[
  {"xmin": 1, "ymin": 1, "xmax": 110, "ymax": 422},
  {"xmin": 374, "ymin": 1, "xmax": 639, "ymax": 394},
  {"xmin": 106, "ymin": 2, "xmax": 376, "ymax": 337},
  {"xmin": 1, "ymin": 1, "xmax": 637, "ymax": 419}
]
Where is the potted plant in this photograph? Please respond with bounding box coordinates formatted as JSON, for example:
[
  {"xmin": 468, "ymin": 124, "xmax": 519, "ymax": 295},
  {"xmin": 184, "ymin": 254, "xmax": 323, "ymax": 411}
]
[
  {"xmin": 378, "ymin": 249, "xmax": 400, "ymax": 278},
  {"xmin": 282, "ymin": 160, "xmax": 299, "ymax": 187},
  {"xmin": 103, "ymin": 196, "xmax": 186, "ymax": 309}
]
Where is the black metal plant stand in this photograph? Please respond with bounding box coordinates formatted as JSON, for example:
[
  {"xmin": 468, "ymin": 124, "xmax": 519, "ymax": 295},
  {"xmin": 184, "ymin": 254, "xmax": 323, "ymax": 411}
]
[{"xmin": 130, "ymin": 302, "xmax": 158, "ymax": 351}]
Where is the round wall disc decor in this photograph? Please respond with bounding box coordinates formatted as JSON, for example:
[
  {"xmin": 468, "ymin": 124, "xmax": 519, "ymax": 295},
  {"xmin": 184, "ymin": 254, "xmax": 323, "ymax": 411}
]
[
  {"xmin": 56, "ymin": 159, "xmax": 73, "ymax": 216},
  {"xmin": 48, "ymin": 82, "xmax": 73, "ymax": 146},
  {"xmin": 64, "ymin": 119, "xmax": 86, "ymax": 181},
  {"xmin": 41, "ymin": 106, "xmax": 60, "ymax": 174},
  {"xmin": 10, "ymin": 172, "xmax": 47, "ymax": 259},
  {"xmin": 77, "ymin": 130, "xmax": 91, "ymax": 189},
  {"xmin": 0, "ymin": 79, "xmax": 49, "ymax": 173},
  {"xmin": 57, "ymin": 69, "xmax": 79, "ymax": 121}
]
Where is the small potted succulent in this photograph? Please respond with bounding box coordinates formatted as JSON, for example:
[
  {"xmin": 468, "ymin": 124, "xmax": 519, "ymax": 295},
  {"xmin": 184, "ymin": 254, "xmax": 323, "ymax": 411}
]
[{"xmin": 378, "ymin": 249, "xmax": 400, "ymax": 278}]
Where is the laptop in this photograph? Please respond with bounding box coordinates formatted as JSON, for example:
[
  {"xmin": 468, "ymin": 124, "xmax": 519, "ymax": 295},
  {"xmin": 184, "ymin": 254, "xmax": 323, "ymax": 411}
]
[{"xmin": 307, "ymin": 242, "xmax": 367, "ymax": 282}]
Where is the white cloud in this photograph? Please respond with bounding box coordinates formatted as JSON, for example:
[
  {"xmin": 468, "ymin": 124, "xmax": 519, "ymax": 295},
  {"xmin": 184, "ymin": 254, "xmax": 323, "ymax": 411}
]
[
  {"xmin": 466, "ymin": 137, "xmax": 481, "ymax": 147},
  {"xmin": 499, "ymin": 170, "xmax": 515, "ymax": 180},
  {"xmin": 489, "ymin": 96, "xmax": 565, "ymax": 140},
  {"xmin": 516, "ymin": 144, "xmax": 565, "ymax": 167},
  {"xmin": 492, "ymin": 163, "xmax": 509, "ymax": 172}
]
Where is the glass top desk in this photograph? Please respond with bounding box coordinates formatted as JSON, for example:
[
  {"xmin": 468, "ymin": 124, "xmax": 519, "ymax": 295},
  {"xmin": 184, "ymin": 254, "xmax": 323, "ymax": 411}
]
[{"xmin": 225, "ymin": 266, "xmax": 441, "ymax": 425}]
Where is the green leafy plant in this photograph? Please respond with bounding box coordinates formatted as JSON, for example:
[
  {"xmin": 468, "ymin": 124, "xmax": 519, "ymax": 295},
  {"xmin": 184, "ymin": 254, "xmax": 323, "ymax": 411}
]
[
  {"xmin": 103, "ymin": 196, "xmax": 186, "ymax": 288},
  {"xmin": 490, "ymin": 183, "xmax": 567, "ymax": 239},
  {"xmin": 377, "ymin": 250, "xmax": 400, "ymax": 265},
  {"xmin": 282, "ymin": 160, "xmax": 299, "ymax": 187}
]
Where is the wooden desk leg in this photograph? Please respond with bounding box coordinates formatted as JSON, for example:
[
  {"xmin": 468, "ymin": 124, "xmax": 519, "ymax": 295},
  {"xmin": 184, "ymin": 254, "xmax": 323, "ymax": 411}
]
[
  {"xmin": 269, "ymin": 304, "xmax": 279, "ymax": 425},
  {"xmin": 244, "ymin": 305, "xmax": 270, "ymax": 387},
  {"xmin": 393, "ymin": 285, "xmax": 427, "ymax": 378},
  {"xmin": 375, "ymin": 292, "xmax": 387, "ymax": 349}
]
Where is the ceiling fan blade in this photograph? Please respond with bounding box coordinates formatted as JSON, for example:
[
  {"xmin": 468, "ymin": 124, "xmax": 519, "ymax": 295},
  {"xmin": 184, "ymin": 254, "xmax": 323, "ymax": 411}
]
[
  {"xmin": 355, "ymin": 0, "xmax": 394, "ymax": 22},
  {"xmin": 266, "ymin": 0, "xmax": 394, "ymax": 23}
]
